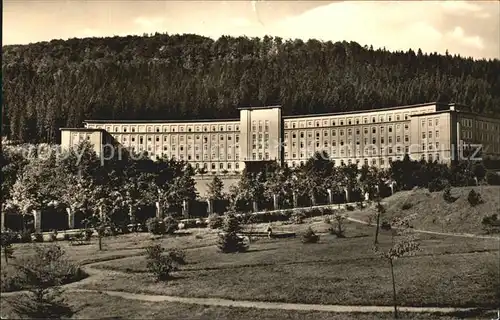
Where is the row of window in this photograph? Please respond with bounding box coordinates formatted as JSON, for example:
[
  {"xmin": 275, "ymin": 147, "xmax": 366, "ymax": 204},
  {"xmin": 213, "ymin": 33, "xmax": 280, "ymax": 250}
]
[
  {"xmin": 287, "ymin": 153, "xmax": 440, "ymax": 168},
  {"xmin": 285, "ymin": 136, "xmax": 410, "ymax": 148},
  {"xmin": 283, "ymin": 111, "xmax": 425, "ymax": 129},
  {"xmin": 251, "ymin": 120, "xmax": 270, "ymax": 132},
  {"xmin": 421, "ymin": 131, "xmax": 440, "ymax": 139},
  {"xmin": 114, "ymin": 134, "xmax": 240, "ymax": 144},
  {"xmin": 94, "ymin": 124, "xmax": 240, "ymax": 133},
  {"xmin": 420, "ymin": 119, "xmax": 440, "ymax": 127},
  {"xmin": 285, "ymin": 124, "xmax": 409, "ymax": 139},
  {"xmin": 461, "ymin": 118, "xmax": 500, "ymax": 131}
]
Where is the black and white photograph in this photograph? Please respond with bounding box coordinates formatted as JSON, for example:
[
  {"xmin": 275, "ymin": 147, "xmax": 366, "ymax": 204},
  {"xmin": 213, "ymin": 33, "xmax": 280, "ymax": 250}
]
[{"xmin": 1, "ymin": 1, "xmax": 500, "ymax": 319}]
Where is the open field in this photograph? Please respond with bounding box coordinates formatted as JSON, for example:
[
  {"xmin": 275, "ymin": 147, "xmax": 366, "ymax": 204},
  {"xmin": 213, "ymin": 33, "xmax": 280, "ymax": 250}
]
[
  {"xmin": 2, "ymin": 214, "xmax": 499, "ymax": 318},
  {"xmin": 2, "ymin": 291, "xmax": 494, "ymax": 320},
  {"xmin": 349, "ymin": 186, "xmax": 500, "ymax": 235},
  {"xmin": 70, "ymin": 222, "xmax": 499, "ymax": 308}
]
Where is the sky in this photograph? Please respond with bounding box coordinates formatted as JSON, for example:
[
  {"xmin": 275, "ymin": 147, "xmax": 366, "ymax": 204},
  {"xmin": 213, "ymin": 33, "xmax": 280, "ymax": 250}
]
[{"xmin": 3, "ymin": 0, "xmax": 499, "ymax": 60}]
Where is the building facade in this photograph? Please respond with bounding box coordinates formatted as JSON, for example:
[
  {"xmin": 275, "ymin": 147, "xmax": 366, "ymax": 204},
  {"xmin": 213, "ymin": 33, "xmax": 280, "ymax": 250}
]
[{"xmin": 60, "ymin": 102, "xmax": 500, "ymax": 174}]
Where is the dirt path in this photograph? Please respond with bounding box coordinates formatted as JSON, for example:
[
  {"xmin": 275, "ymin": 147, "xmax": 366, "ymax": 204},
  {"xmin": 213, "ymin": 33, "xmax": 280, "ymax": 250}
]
[
  {"xmin": 68, "ymin": 287, "xmax": 478, "ymax": 314},
  {"xmin": 346, "ymin": 216, "xmax": 500, "ymax": 240}
]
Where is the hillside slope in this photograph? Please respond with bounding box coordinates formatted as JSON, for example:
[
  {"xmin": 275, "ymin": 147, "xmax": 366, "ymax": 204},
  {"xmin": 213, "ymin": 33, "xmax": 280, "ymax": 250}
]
[
  {"xmin": 351, "ymin": 186, "xmax": 500, "ymax": 235},
  {"xmin": 2, "ymin": 33, "xmax": 500, "ymax": 143}
]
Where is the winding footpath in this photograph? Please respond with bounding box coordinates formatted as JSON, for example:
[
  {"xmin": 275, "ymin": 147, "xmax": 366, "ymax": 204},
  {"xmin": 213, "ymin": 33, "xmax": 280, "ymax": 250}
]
[{"xmin": 1, "ymin": 215, "xmax": 498, "ymax": 315}]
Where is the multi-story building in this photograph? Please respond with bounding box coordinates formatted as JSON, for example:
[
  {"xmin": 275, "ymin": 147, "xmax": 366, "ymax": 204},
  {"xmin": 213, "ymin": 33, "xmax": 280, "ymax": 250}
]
[{"xmin": 60, "ymin": 102, "xmax": 500, "ymax": 174}]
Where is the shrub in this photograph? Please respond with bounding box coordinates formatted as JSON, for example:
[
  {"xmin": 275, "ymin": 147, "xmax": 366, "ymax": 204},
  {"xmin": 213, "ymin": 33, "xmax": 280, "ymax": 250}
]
[
  {"xmin": 381, "ymin": 221, "xmax": 392, "ymax": 231},
  {"xmin": 145, "ymin": 244, "xmax": 178, "ymax": 281},
  {"xmin": 146, "ymin": 217, "xmax": 166, "ymax": 235},
  {"xmin": 467, "ymin": 189, "xmax": 483, "ymax": 207},
  {"xmin": 345, "ymin": 204, "xmax": 355, "ymax": 211},
  {"xmin": 290, "ymin": 211, "xmax": 306, "ymax": 224},
  {"xmin": 208, "ymin": 213, "xmax": 223, "ymax": 229},
  {"xmin": 19, "ymin": 230, "xmax": 32, "ymax": 243},
  {"xmin": 309, "ymin": 207, "xmax": 322, "ymax": 217},
  {"xmin": 49, "ymin": 230, "xmax": 58, "ymax": 242},
  {"xmin": 482, "ymin": 214, "xmax": 500, "ymax": 234},
  {"xmin": 323, "ymin": 216, "xmax": 332, "ymax": 224},
  {"xmin": 163, "ymin": 215, "xmax": 179, "ymax": 235},
  {"xmin": 328, "ymin": 213, "xmax": 347, "ymax": 238},
  {"xmin": 443, "ymin": 186, "xmax": 457, "ymax": 203},
  {"xmin": 401, "ymin": 202, "xmax": 413, "ymax": 210},
  {"xmin": 486, "ymin": 171, "xmax": 500, "ymax": 185},
  {"xmin": 301, "ymin": 227, "xmax": 319, "ymax": 244},
  {"xmin": 7, "ymin": 244, "xmax": 83, "ymax": 319},
  {"xmin": 167, "ymin": 248, "xmax": 187, "ymax": 265},
  {"xmin": 63, "ymin": 233, "xmax": 71, "ymax": 241},
  {"xmin": 428, "ymin": 178, "xmax": 449, "ymax": 192},
  {"xmin": 356, "ymin": 201, "xmax": 365, "ymax": 210},
  {"xmin": 32, "ymin": 232, "xmax": 43, "ymax": 243},
  {"xmin": 217, "ymin": 214, "xmax": 247, "ymax": 253},
  {"xmin": 1, "ymin": 230, "xmax": 16, "ymax": 265}
]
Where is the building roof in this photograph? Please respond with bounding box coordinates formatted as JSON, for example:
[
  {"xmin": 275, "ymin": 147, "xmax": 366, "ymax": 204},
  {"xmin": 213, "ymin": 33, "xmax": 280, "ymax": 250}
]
[
  {"xmin": 59, "ymin": 128, "xmax": 106, "ymax": 132},
  {"xmin": 237, "ymin": 105, "xmax": 282, "ymax": 110},
  {"xmin": 282, "ymin": 102, "xmax": 449, "ymax": 120},
  {"xmin": 84, "ymin": 118, "xmax": 240, "ymax": 124}
]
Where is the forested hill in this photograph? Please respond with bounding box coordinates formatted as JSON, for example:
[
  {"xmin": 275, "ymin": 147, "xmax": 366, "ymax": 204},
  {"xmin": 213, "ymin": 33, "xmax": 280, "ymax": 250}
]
[{"xmin": 2, "ymin": 33, "xmax": 500, "ymax": 143}]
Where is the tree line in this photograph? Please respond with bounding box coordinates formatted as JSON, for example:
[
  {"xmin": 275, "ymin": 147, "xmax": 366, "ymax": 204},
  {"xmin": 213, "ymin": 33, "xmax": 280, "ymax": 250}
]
[{"xmin": 2, "ymin": 33, "xmax": 500, "ymax": 143}]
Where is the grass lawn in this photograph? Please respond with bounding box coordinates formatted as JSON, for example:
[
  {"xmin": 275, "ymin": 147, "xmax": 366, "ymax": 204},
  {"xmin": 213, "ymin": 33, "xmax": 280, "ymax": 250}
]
[
  {"xmin": 349, "ymin": 186, "xmax": 500, "ymax": 235},
  {"xmin": 84, "ymin": 221, "xmax": 500, "ymax": 308},
  {"xmin": 0, "ymin": 291, "xmax": 495, "ymax": 319}
]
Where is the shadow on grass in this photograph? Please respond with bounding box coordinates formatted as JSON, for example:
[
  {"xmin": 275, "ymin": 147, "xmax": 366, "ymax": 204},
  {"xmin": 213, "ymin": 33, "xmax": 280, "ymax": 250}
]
[{"xmin": 441, "ymin": 308, "xmax": 497, "ymax": 318}]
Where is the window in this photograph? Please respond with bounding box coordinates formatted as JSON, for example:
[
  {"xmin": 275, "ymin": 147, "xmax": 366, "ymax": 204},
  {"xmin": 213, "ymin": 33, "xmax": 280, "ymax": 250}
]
[
  {"xmin": 436, "ymin": 131, "xmax": 439, "ymax": 138},
  {"xmin": 428, "ymin": 119, "xmax": 432, "ymax": 126},
  {"xmin": 428, "ymin": 131, "xmax": 432, "ymax": 138},
  {"xmin": 435, "ymin": 119, "xmax": 439, "ymax": 126},
  {"xmin": 422, "ymin": 132, "xmax": 426, "ymax": 139}
]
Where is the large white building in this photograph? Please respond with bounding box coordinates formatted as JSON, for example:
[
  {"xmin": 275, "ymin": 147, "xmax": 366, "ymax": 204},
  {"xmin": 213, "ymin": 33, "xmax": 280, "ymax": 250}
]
[{"xmin": 60, "ymin": 102, "xmax": 500, "ymax": 174}]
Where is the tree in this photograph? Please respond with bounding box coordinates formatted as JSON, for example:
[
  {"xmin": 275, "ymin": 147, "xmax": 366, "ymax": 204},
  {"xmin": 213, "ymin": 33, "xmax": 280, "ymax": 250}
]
[
  {"xmin": 0, "ymin": 230, "xmax": 16, "ymax": 264},
  {"xmin": 373, "ymin": 198, "xmax": 386, "ymax": 245},
  {"xmin": 8, "ymin": 244, "xmax": 75, "ymax": 319},
  {"xmin": 206, "ymin": 176, "xmax": 224, "ymax": 201},
  {"xmin": 217, "ymin": 213, "xmax": 247, "ymax": 253},
  {"xmin": 374, "ymin": 215, "xmax": 421, "ymax": 319}
]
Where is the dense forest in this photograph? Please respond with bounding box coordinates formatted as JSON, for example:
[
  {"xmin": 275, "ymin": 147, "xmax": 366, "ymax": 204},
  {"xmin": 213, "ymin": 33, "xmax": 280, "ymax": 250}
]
[{"xmin": 2, "ymin": 33, "xmax": 500, "ymax": 143}]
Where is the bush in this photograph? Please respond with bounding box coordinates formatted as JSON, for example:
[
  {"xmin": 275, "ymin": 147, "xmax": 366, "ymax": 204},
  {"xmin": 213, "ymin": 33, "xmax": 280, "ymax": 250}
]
[
  {"xmin": 482, "ymin": 214, "xmax": 500, "ymax": 234},
  {"xmin": 208, "ymin": 213, "xmax": 223, "ymax": 229},
  {"xmin": 145, "ymin": 244, "xmax": 179, "ymax": 281},
  {"xmin": 356, "ymin": 201, "xmax": 365, "ymax": 210},
  {"xmin": 486, "ymin": 171, "xmax": 500, "ymax": 185},
  {"xmin": 167, "ymin": 248, "xmax": 186, "ymax": 265},
  {"xmin": 328, "ymin": 213, "xmax": 347, "ymax": 238},
  {"xmin": 301, "ymin": 227, "xmax": 319, "ymax": 244},
  {"xmin": 217, "ymin": 214, "xmax": 247, "ymax": 253},
  {"xmin": 32, "ymin": 232, "xmax": 43, "ymax": 243},
  {"xmin": 309, "ymin": 207, "xmax": 322, "ymax": 217},
  {"xmin": 290, "ymin": 211, "xmax": 306, "ymax": 224},
  {"xmin": 401, "ymin": 202, "xmax": 413, "ymax": 210},
  {"xmin": 20, "ymin": 230, "xmax": 32, "ymax": 243},
  {"xmin": 63, "ymin": 233, "xmax": 71, "ymax": 241},
  {"xmin": 345, "ymin": 204, "xmax": 355, "ymax": 211},
  {"xmin": 467, "ymin": 189, "xmax": 483, "ymax": 207},
  {"xmin": 6, "ymin": 244, "xmax": 84, "ymax": 318},
  {"xmin": 49, "ymin": 230, "xmax": 58, "ymax": 242},
  {"xmin": 443, "ymin": 186, "xmax": 457, "ymax": 203},
  {"xmin": 1, "ymin": 230, "xmax": 17, "ymax": 264},
  {"xmin": 146, "ymin": 217, "xmax": 166, "ymax": 235},
  {"xmin": 428, "ymin": 178, "xmax": 449, "ymax": 192},
  {"xmin": 381, "ymin": 221, "xmax": 392, "ymax": 231},
  {"xmin": 163, "ymin": 215, "xmax": 179, "ymax": 235}
]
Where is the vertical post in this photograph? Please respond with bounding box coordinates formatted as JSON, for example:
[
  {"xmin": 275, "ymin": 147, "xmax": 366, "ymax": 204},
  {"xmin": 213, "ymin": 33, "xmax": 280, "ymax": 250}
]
[
  {"xmin": 292, "ymin": 191, "xmax": 298, "ymax": 208},
  {"xmin": 273, "ymin": 194, "xmax": 279, "ymax": 211},
  {"xmin": 33, "ymin": 209, "xmax": 41, "ymax": 233},
  {"xmin": 1, "ymin": 210, "xmax": 5, "ymax": 231},
  {"xmin": 344, "ymin": 187, "xmax": 350, "ymax": 203},
  {"xmin": 66, "ymin": 207, "xmax": 75, "ymax": 229},
  {"xmin": 183, "ymin": 200, "xmax": 189, "ymax": 218},
  {"xmin": 327, "ymin": 189, "xmax": 333, "ymax": 204},
  {"xmin": 207, "ymin": 199, "xmax": 212, "ymax": 215},
  {"xmin": 364, "ymin": 191, "xmax": 370, "ymax": 201},
  {"xmin": 155, "ymin": 201, "xmax": 162, "ymax": 219},
  {"xmin": 252, "ymin": 200, "xmax": 258, "ymax": 213}
]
